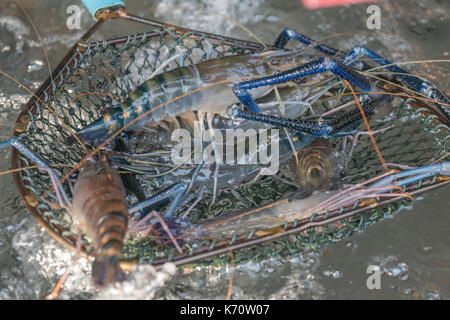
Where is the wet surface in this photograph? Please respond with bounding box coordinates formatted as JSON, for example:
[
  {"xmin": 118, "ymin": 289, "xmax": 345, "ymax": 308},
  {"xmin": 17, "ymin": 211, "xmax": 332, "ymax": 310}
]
[{"xmin": 0, "ymin": 0, "xmax": 449, "ymax": 299}]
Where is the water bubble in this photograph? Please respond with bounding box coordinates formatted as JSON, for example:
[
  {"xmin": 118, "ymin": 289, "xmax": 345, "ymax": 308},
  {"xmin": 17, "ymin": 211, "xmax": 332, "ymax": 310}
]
[
  {"xmin": 306, "ymin": 274, "xmax": 315, "ymax": 281},
  {"xmin": 266, "ymin": 15, "xmax": 280, "ymax": 22},
  {"xmin": 27, "ymin": 60, "xmax": 43, "ymax": 72},
  {"xmin": 332, "ymin": 270, "xmax": 342, "ymax": 279},
  {"xmin": 254, "ymin": 14, "xmax": 264, "ymax": 23},
  {"xmin": 245, "ymin": 261, "xmax": 261, "ymax": 273},
  {"xmin": 399, "ymin": 274, "xmax": 409, "ymax": 281},
  {"xmin": 289, "ymin": 256, "xmax": 299, "ymax": 264},
  {"xmin": 403, "ymin": 287, "xmax": 415, "ymax": 295},
  {"xmin": 322, "ymin": 266, "xmax": 342, "ymax": 279},
  {"xmin": 425, "ymin": 291, "xmax": 440, "ymax": 300}
]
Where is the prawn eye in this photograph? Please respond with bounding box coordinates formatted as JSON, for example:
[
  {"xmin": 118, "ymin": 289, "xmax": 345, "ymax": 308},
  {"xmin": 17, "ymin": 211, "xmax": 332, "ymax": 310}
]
[{"xmin": 270, "ymin": 58, "xmax": 280, "ymax": 66}]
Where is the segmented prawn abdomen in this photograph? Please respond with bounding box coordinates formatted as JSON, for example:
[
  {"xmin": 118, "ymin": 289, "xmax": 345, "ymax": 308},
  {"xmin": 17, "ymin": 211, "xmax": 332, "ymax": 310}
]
[
  {"xmin": 116, "ymin": 65, "xmax": 200, "ymax": 128},
  {"xmin": 162, "ymin": 65, "xmax": 202, "ymax": 117},
  {"xmin": 71, "ymin": 159, "xmax": 128, "ymax": 288}
]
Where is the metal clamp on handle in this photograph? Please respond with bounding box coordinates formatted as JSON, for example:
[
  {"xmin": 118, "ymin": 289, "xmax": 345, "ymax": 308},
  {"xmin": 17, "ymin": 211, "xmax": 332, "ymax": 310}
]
[{"xmin": 81, "ymin": 0, "xmax": 126, "ymax": 20}]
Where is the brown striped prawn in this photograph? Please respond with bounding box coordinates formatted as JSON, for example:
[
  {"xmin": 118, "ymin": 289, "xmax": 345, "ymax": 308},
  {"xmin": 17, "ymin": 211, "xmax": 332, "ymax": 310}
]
[{"xmin": 70, "ymin": 48, "xmax": 331, "ymax": 146}]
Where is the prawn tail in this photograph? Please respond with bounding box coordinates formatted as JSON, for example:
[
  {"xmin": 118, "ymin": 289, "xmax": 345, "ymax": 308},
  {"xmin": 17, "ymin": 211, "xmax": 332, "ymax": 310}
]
[{"xmin": 92, "ymin": 245, "xmax": 125, "ymax": 288}]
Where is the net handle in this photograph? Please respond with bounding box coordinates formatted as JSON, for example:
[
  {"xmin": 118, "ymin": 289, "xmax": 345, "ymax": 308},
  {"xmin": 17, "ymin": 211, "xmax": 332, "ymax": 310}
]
[{"xmin": 81, "ymin": 0, "xmax": 125, "ymax": 20}]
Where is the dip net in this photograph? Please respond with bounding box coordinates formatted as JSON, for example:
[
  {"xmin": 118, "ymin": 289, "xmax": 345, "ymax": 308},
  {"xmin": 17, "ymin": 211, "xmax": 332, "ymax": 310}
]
[{"xmin": 11, "ymin": 15, "xmax": 449, "ymax": 268}]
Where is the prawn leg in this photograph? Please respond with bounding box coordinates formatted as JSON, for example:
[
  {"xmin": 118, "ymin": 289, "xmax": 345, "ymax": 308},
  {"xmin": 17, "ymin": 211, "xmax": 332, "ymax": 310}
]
[
  {"xmin": 128, "ymin": 182, "xmax": 188, "ymax": 249},
  {"xmin": 231, "ymin": 95, "xmax": 390, "ymax": 138},
  {"xmin": 273, "ymin": 28, "xmax": 339, "ymax": 56},
  {"xmin": 370, "ymin": 162, "xmax": 450, "ymax": 190},
  {"xmin": 129, "ymin": 182, "xmax": 186, "ymax": 220},
  {"xmin": 274, "ymin": 28, "xmax": 449, "ymax": 120},
  {"xmin": 232, "ymin": 56, "xmax": 372, "ymax": 114},
  {"xmin": 343, "ymin": 46, "xmax": 450, "ymax": 120},
  {"xmin": 0, "ymin": 137, "xmax": 70, "ymax": 206}
]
